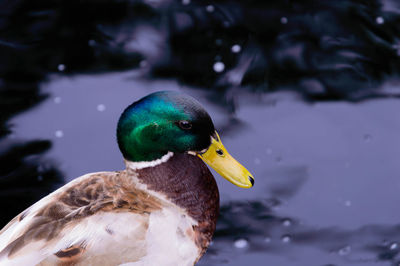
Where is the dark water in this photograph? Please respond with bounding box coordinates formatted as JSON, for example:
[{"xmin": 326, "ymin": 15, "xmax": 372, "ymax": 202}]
[{"xmin": 1, "ymin": 1, "xmax": 400, "ymax": 265}]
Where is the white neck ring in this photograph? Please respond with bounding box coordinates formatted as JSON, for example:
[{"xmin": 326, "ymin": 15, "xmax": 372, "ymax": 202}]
[{"xmin": 125, "ymin": 151, "xmax": 174, "ymax": 170}]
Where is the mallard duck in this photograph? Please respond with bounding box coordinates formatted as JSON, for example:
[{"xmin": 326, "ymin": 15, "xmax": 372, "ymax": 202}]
[{"xmin": 0, "ymin": 91, "xmax": 254, "ymax": 266}]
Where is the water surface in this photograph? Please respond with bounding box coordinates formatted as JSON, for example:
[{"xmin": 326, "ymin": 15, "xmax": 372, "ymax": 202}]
[{"xmin": 9, "ymin": 71, "xmax": 400, "ymax": 265}]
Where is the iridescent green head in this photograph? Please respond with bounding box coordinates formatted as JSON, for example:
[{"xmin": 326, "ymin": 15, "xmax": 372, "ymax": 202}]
[
  {"xmin": 117, "ymin": 91, "xmax": 255, "ymax": 188},
  {"xmin": 117, "ymin": 91, "xmax": 215, "ymax": 162}
]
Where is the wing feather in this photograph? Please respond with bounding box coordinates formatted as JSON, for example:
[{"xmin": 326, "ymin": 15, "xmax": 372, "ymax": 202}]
[{"xmin": 0, "ymin": 171, "xmax": 161, "ymax": 265}]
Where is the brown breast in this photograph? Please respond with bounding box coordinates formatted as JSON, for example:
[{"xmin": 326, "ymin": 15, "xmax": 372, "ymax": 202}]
[{"xmin": 135, "ymin": 152, "xmax": 220, "ymax": 257}]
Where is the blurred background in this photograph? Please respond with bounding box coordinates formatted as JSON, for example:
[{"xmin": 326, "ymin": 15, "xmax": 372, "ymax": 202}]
[{"xmin": 1, "ymin": 0, "xmax": 400, "ymax": 265}]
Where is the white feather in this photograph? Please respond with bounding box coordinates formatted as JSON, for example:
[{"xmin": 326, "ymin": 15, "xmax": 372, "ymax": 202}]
[{"xmin": 119, "ymin": 207, "xmax": 198, "ymax": 266}]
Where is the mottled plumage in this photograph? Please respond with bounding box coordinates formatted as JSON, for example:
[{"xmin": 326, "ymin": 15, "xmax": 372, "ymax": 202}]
[{"xmin": 0, "ymin": 154, "xmax": 218, "ymax": 265}]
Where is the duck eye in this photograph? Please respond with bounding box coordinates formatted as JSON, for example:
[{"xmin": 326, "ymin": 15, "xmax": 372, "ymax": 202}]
[
  {"xmin": 216, "ymin": 149, "xmax": 224, "ymax": 156},
  {"xmin": 178, "ymin": 120, "xmax": 192, "ymax": 130}
]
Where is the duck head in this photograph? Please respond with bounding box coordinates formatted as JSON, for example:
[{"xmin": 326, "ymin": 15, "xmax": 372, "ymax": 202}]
[{"xmin": 117, "ymin": 91, "xmax": 254, "ymax": 188}]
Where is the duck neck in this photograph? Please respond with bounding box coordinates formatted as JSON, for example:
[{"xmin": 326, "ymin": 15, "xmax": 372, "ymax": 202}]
[{"xmin": 125, "ymin": 152, "xmax": 219, "ymax": 253}]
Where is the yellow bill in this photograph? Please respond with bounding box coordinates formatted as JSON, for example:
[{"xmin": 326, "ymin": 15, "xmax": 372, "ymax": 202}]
[{"xmin": 198, "ymin": 131, "xmax": 254, "ymax": 188}]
